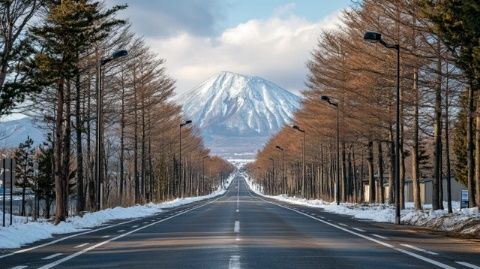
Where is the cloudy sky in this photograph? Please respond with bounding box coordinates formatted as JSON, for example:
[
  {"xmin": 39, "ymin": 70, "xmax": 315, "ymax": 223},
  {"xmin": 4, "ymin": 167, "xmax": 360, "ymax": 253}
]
[{"xmin": 108, "ymin": 0, "xmax": 351, "ymax": 96}]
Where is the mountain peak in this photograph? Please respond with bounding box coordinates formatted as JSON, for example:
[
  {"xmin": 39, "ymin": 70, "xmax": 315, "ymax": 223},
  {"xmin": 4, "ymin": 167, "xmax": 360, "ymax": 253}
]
[{"xmin": 182, "ymin": 71, "xmax": 300, "ymax": 158}]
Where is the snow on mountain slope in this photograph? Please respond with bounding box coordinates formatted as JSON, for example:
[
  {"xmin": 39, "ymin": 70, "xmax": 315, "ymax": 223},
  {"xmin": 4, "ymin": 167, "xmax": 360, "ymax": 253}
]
[
  {"xmin": 0, "ymin": 117, "xmax": 46, "ymax": 149},
  {"xmin": 181, "ymin": 71, "xmax": 300, "ymax": 158}
]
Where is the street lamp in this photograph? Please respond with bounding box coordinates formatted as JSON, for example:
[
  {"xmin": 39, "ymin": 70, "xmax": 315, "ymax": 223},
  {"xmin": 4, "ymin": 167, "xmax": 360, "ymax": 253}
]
[
  {"xmin": 276, "ymin": 145, "xmax": 286, "ymax": 194},
  {"xmin": 364, "ymin": 31, "xmax": 401, "ymax": 225},
  {"xmin": 179, "ymin": 120, "xmax": 192, "ymax": 197},
  {"xmin": 96, "ymin": 49, "xmax": 128, "ymax": 211},
  {"xmin": 269, "ymin": 157, "xmax": 275, "ymax": 195},
  {"xmin": 321, "ymin": 95, "xmax": 340, "ymax": 205},
  {"xmin": 292, "ymin": 125, "xmax": 305, "ymax": 198}
]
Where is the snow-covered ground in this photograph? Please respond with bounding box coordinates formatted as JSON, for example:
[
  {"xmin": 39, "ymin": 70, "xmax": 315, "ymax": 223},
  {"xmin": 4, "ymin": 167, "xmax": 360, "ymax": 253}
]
[
  {"xmin": 243, "ymin": 172, "xmax": 480, "ymax": 237},
  {"xmin": 0, "ymin": 172, "xmax": 236, "ymax": 249}
]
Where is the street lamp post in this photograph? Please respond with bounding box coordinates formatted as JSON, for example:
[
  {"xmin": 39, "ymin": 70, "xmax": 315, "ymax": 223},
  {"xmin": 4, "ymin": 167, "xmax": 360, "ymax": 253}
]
[
  {"xmin": 96, "ymin": 49, "xmax": 128, "ymax": 211},
  {"xmin": 179, "ymin": 120, "xmax": 192, "ymax": 197},
  {"xmin": 321, "ymin": 96, "xmax": 340, "ymax": 205},
  {"xmin": 276, "ymin": 145, "xmax": 285, "ymax": 194},
  {"xmin": 269, "ymin": 157, "xmax": 275, "ymax": 195},
  {"xmin": 364, "ymin": 31, "xmax": 401, "ymax": 225},
  {"xmin": 292, "ymin": 125, "xmax": 305, "ymax": 198}
]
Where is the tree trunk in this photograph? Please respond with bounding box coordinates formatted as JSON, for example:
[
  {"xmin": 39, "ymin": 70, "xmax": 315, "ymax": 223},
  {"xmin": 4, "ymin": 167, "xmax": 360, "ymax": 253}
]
[
  {"xmin": 445, "ymin": 68, "xmax": 452, "ymax": 213},
  {"xmin": 377, "ymin": 141, "xmax": 385, "ymax": 204},
  {"xmin": 54, "ymin": 78, "xmax": 65, "ymax": 225},
  {"xmin": 412, "ymin": 67, "xmax": 422, "ymax": 210},
  {"xmin": 367, "ymin": 141, "xmax": 375, "ymax": 203},
  {"xmin": 75, "ymin": 72, "xmax": 84, "ymax": 215},
  {"xmin": 433, "ymin": 50, "xmax": 442, "ymax": 211},
  {"xmin": 467, "ymin": 84, "xmax": 476, "ymax": 207}
]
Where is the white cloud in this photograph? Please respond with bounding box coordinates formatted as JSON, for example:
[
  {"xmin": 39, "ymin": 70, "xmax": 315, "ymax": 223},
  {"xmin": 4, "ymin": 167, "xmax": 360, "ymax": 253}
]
[{"xmin": 146, "ymin": 10, "xmax": 343, "ymax": 96}]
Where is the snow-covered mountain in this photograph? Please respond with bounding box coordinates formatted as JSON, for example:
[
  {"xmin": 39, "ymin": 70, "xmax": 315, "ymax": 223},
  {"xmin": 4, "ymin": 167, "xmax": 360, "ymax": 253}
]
[
  {"xmin": 181, "ymin": 71, "xmax": 300, "ymax": 158},
  {"xmin": 0, "ymin": 117, "xmax": 46, "ymax": 149}
]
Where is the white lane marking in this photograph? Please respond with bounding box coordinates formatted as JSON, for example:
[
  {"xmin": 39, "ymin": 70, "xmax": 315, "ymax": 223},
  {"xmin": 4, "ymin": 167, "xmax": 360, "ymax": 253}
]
[
  {"xmin": 117, "ymin": 230, "xmax": 126, "ymax": 233},
  {"xmin": 10, "ymin": 266, "xmax": 28, "ymax": 269},
  {"xmin": 229, "ymin": 255, "xmax": 241, "ymax": 269},
  {"xmin": 456, "ymin": 261, "xmax": 480, "ymax": 269},
  {"xmin": 74, "ymin": 243, "xmax": 89, "ymax": 248},
  {"xmin": 132, "ymin": 225, "xmax": 139, "ymax": 228},
  {"xmin": 38, "ymin": 194, "xmax": 226, "ymax": 269},
  {"xmin": 352, "ymin": 228, "xmax": 366, "ymax": 233},
  {"xmin": 234, "ymin": 221, "xmax": 240, "ymax": 233},
  {"xmin": 42, "ymin": 253, "xmax": 63, "ymax": 260},
  {"xmin": 244, "ymin": 183, "xmax": 456, "ymax": 269},
  {"xmin": 372, "ymin": 234, "xmax": 388, "ymax": 240},
  {"xmin": 338, "ymin": 223, "xmax": 348, "ymax": 227},
  {"xmin": 318, "ymin": 216, "xmax": 325, "ymax": 219},
  {"xmin": 101, "ymin": 235, "xmax": 110, "ymax": 238},
  {"xmin": 401, "ymin": 244, "xmax": 438, "ymax": 255},
  {"xmin": 0, "ymin": 218, "xmax": 138, "ymax": 259},
  {"xmin": 236, "ymin": 209, "xmax": 239, "ymax": 213}
]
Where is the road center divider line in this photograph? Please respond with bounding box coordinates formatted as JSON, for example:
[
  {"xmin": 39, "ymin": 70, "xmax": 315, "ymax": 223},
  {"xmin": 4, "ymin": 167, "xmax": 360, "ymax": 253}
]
[
  {"xmin": 243, "ymin": 179, "xmax": 456, "ymax": 269},
  {"xmin": 37, "ymin": 193, "xmax": 226, "ymax": 269}
]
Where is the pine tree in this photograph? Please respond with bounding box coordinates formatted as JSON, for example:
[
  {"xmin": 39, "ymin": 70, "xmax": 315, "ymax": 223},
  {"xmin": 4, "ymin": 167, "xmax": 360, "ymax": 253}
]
[
  {"xmin": 36, "ymin": 135, "xmax": 55, "ymax": 219},
  {"xmin": 14, "ymin": 136, "xmax": 35, "ymax": 216},
  {"xmin": 31, "ymin": 0, "xmax": 126, "ymax": 224}
]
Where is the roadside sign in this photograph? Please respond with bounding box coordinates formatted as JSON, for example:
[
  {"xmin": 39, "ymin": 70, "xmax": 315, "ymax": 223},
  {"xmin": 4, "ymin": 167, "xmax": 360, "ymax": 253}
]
[{"xmin": 460, "ymin": 190, "xmax": 469, "ymax": 209}]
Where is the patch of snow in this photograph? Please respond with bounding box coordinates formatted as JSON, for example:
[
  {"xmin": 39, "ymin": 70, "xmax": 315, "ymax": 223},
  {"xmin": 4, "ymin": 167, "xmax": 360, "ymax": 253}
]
[
  {"xmin": 0, "ymin": 172, "xmax": 237, "ymax": 249},
  {"xmin": 243, "ymin": 172, "xmax": 480, "ymax": 237}
]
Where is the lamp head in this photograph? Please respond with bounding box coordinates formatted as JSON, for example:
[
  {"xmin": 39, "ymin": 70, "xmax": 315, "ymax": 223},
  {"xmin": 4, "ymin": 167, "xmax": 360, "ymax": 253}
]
[
  {"xmin": 185, "ymin": 120, "xmax": 192, "ymax": 125},
  {"xmin": 321, "ymin": 95, "xmax": 330, "ymax": 102},
  {"xmin": 364, "ymin": 32, "xmax": 382, "ymax": 43}
]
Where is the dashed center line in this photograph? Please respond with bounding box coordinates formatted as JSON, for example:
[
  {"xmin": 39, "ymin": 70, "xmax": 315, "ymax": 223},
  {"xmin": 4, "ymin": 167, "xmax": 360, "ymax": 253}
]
[
  {"xmin": 132, "ymin": 225, "xmax": 139, "ymax": 228},
  {"xmin": 10, "ymin": 266, "xmax": 28, "ymax": 269},
  {"xmin": 101, "ymin": 235, "xmax": 111, "ymax": 238},
  {"xmin": 42, "ymin": 253, "xmax": 63, "ymax": 260},
  {"xmin": 352, "ymin": 228, "xmax": 366, "ymax": 233},
  {"xmin": 117, "ymin": 230, "xmax": 126, "ymax": 233},
  {"xmin": 234, "ymin": 221, "xmax": 240, "ymax": 233},
  {"xmin": 338, "ymin": 223, "xmax": 348, "ymax": 227},
  {"xmin": 228, "ymin": 255, "xmax": 241, "ymax": 269},
  {"xmin": 401, "ymin": 244, "xmax": 438, "ymax": 255},
  {"xmin": 74, "ymin": 243, "xmax": 89, "ymax": 248},
  {"xmin": 455, "ymin": 261, "xmax": 480, "ymax": 269}
]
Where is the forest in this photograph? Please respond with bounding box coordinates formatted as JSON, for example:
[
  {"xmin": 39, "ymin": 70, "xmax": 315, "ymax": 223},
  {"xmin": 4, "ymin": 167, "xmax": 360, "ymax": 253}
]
[
  {"xmin": 0, "ymin": 0, "xmax": 233, "ymax": 224},
  {"xmin": 248, "ymin": 0, "xmax": 480, "ymax": 213}
]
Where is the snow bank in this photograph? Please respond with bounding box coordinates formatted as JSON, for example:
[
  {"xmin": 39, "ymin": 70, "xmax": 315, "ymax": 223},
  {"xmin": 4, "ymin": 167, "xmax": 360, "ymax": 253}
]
[
  {"xmin": 244, "ymin": 172, "xmax": 480, "ymax": 237},
  {"xmin": 0, "ymin": 171, "xmax": 237, "ymax": 249}
]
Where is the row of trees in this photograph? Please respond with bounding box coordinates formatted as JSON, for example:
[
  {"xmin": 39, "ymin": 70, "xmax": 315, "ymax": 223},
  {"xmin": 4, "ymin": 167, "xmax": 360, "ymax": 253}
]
[
  {"xmin": 1, "ymin": 0, "xmax": 234, "ymax": 224},
  {"xmin": 248, "ymin": 0, "xmax": 480, "ymax": 212}
]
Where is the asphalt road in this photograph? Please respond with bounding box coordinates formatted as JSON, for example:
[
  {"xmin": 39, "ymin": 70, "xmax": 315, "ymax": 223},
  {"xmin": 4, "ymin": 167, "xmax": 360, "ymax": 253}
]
[{"xmin": 1, "ymin": 172, "xmax": 479, "ymax": 269}]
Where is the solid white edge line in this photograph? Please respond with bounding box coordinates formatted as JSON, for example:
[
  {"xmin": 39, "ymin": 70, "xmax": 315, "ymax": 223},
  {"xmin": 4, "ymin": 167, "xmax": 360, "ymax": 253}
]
[
  {"xmin": 243, "ymin": 178, "xmax": 456, "ymax": 269},
  {"xmin": 73, "ymin": 243, "xmax": 89, "ymax": 249},
  {"xmin": 456, "ymin": 261, "xmax": 480, "ymax": 269},
  {"xmin": 10, "ymin": 266, "xmax": 28, "ymax": 269},
  {"xmin": 42, "ymin": 253, "xmax": 63, "ymax": 260},
  {"xmin": 37, "ymin": 192, "xmax": 227, "ymax": 269},
  {"xmin": 372, "ymin": 234, "xmax": 388, "ymax": 240},
  {"xmin": 401, "ymin": 244, "xmax": 438, "ymax": 255},
  {"xmin": 0, "ymin": 218, "xmax": 138, "ymax": 259}
]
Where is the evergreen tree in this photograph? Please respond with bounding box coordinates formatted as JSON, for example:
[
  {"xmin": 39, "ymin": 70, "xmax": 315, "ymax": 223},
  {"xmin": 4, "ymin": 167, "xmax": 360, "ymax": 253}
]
[
  {"xmin": 36, "ymin": 135, "xmax": 55, "ymax": 219},
  {"xmin": 14, "ymin": 136, "xmax": 35, "ymax": 216},
  {"xmin": 31, "ymin": 0, "xmax": 126, "ymax": 224}
]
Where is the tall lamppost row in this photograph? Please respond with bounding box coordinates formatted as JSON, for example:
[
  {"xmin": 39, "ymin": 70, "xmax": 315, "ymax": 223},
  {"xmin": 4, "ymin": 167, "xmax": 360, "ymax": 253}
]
[
  {"xmin": 364, "ymin": 31, "xmax": 401, "ymax": 225},
  {"xmin": 292, "ymin": 125, "xmax": 305, "ymax": 198},
  {"xmin": 96, "ymin": 49, "xmax": 128, "ymax": 211},
  {"xmin": 179, "ymin": 120, "xmax": 192, "ymax": 197},
  {"xmin": 321, "ymin": 95, "xmax": 340, "ymax": 205}
]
